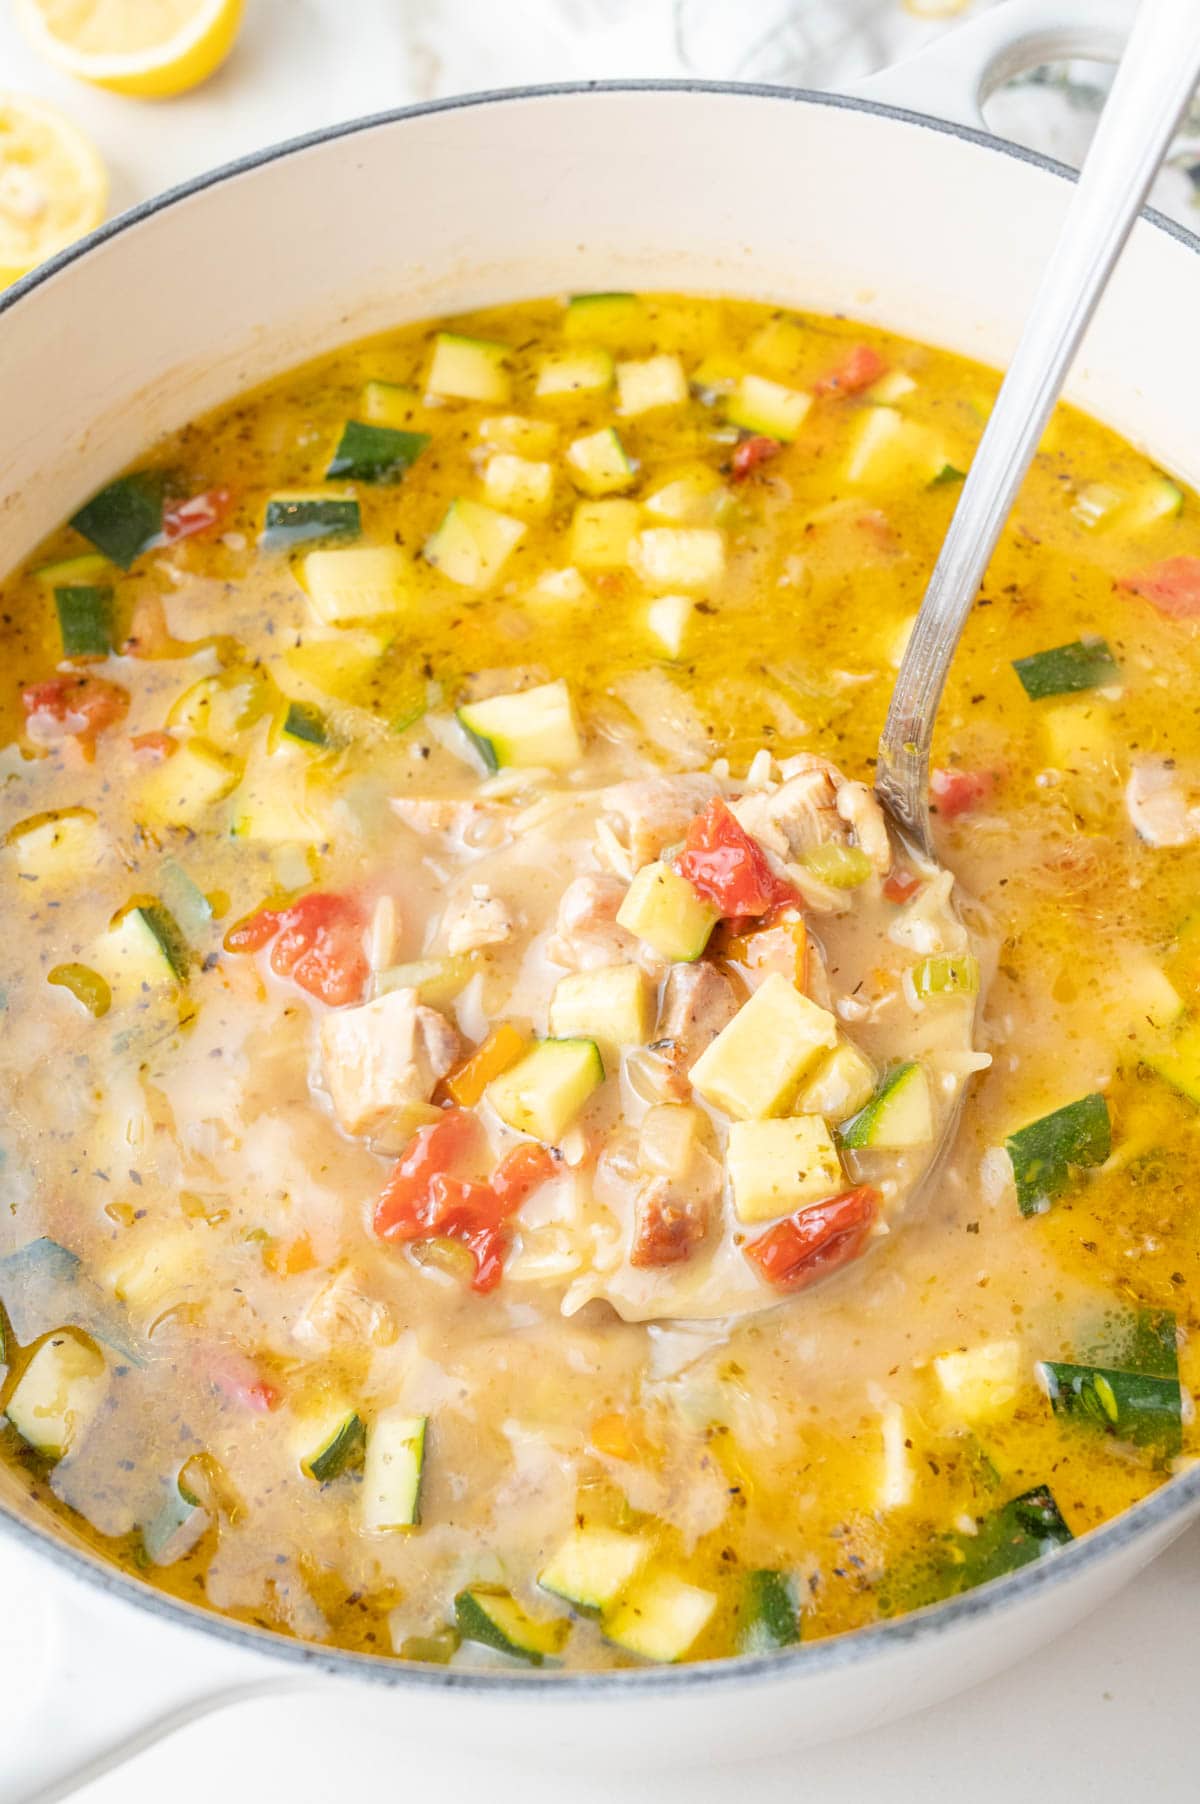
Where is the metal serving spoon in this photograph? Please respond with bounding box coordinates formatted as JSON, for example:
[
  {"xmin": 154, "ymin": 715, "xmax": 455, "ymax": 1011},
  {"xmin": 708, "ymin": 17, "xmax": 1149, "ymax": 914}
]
[{"xmin": 876, "ymin": 0, "xmax": 1200, "ymax": 858}]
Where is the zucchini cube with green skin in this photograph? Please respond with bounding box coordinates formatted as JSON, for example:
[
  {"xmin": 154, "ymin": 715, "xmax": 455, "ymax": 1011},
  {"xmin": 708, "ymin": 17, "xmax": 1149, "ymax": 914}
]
[
  {"xmin": 632, "ymin": 527, "xmax": 726, "ymax": 594},
  {"xmin": 1004, "ymin": 1092, "xmax": 1111, "ymax": 1215},
  {"xmin": 644, "ymin": 467, "xmax": 723, "ymax": 524},
  {"xmin": 616, "ymin": 354, "xmax": 688, "ymax": 416},
  {"xmin": 362, "ymin": 1412, "xmax": 427, "ymax": 1533},
  {"xmin": 565, "ymin": 427, "xmax": 636, "ymax": 496},
  {"xmin": 602, "ymin": 1571, "xmax": 717, "ymax": 1664},
  {"xmin": 535, "ymin": 349, "xmax": 615, "ymax": 398},
  {"xmin": 1149, "ymin": 1018, "xmax": 1200, "ymax": 1104},
  {"xmin": 137, "ymin": 739, "xmax": 241, "ymax": 829},
  {"xmin": 549, "ymin": 963, "xmax": 652, "ymax": 1050},
  {"xmin": 95, "ymin": 902, "xmax": 189, "ymax": 1002},
  {"xmin": 1124, "ymin": 473, "xmax": 1184, "ymax": 529},
  {"xmin": 262, "ymin": 493, "xmax": 361, "ymax": 550},
  {"xmin": 564, "ymin": 292, "xmax": 645, "ymax": 344},
  {"xmin": 35, "ymin": 552, "xmax": 111, "ymax": 589},
  {"xmin": 483, "ymin": 452, "xmax": 555, "ymax": 518},
  {"xmin": 326, "ymin": 420, "xmax": 430, "ymax": 484},
  {"xmin": 271, "ymin": 700, "xmax": 329, "ymax": 752},
  {"xmin": 539, "ymin": 1528, "xmax": 651, "ymax": 1611},
  {"xmin": 615, "ymin": 861, "xmax": 717, "ymax": 963},
  {"xmin": 427, "ymin": 333, "xmax": 511, "ymax": 403},
  {"xmin": 569, "ymin": 499, "xmax": 641, "ymax": 569},
  {"xmin": 424, "ymin": 498, "xmax": 526, "ymax": 590},
  {"xmin": 70, "ymin": 472, "xmax": 163, "ymax": 568},
  {"xmin": 54, "ymin": 585, "xmax": 114, "ymax": 658},
  {"xmin": 486, "ymin": 1038, "xmax": 604, "ymax": 1143},
  {"xmin": 455, "ymin": 1587, "xmax": 570, "ymax": 1665},
  {"xmin": 840, "ymin": 1061, "xmax": 933, "ymax": 1151},
  {"xmin": 1011, "ymin": 638, "xmax": 1120, "ymax": 701},
  {"xmin": 1038, "ymin": 1361, "xmax": 1181, "ymax": 1454},
  {"xmin": 725, "ymin": 374, "xmax": 812, "ymax": 441},
  {"xmin": 690, "ymin": 974, "xmax": 838, "ymax": 1121},
  {"xmin": 739, "ymin": 1570, "xmax": 800, "ymax": 1653},
  {"xmin": 5, "ymin": 807, "xmax": 106, "ymax": 884},
  {"xmin": 295, "ymin": 1403, "xmax": 365, "ymax": 1483},
  {"xmin": 727, "ymin": 1116, "xmax": 844, "ymax": 1224},
  {"xmin": 362, "ymin": 382, "xmax": 425, "ymax": 429},
  {"xmin": 793, "ymin": 1038, "xmax": 877, "ymax": 1124},
  {"xmin": 302, "ymin": 545, "xmax": 415, "ymax": 623},
  {"xmin": 933, "ymin": 1340, "xmax": 1023, "ymax": 1425},
  {"xmin": 6, "ymin": 1330, "xmax": 107, "ymax": 1460},
  {"xmin": 458, "ymin": 679, "xmax": 582, "ymax": 773}
]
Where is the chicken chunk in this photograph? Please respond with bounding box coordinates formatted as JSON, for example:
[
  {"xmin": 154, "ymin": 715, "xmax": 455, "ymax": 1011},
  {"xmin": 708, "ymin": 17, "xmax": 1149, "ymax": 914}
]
[
  {"xmin": 546, "ymin": 874, "xmax": 642, "ymax": 971},
  {"xmin": 630, "ymin": 1177, "xmax": 710, "ymax": 1268},
  {"xmin": 1125, "ymin": 758, "xmax": 1200, "ymax": 848},
  {"xmin": 440, "ymin": 885, "xmax": 513, "ymax": 955},
  {"xmin": 319, "ymin": 987, "xmax": 462, "ymax": 1139},
  {"xmin": 596, "ymin": 774, "xmax": 719, "ymax": 873},
  {"xmin": 655, "ymin": 962, "xmax": 739, "ymax": 1073},
  {"xmin": 731, "ymin": 763, "xmax": 842, "ymax": 862},
  {"xmin": 835, "ymin": 778, "xmax": 891, "ymax": 873}
]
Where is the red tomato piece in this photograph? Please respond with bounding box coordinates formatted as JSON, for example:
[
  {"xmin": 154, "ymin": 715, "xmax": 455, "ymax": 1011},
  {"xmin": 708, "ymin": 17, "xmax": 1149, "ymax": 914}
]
[
  {"xmin": 208, "ymin": 1350, "xmax": 281, "ymax": 1413},
  {"xmin": 21, "ymin": 674, "xmax": 129, "ymax": 756},
  {"xmin": 731, "ymin": 435, "xmax": 782, "ymax": 481},
  {"xmin": 930, "ymin": 767, "xmax": 995, "ymax": 820},
  {"xmin": 744, "ymin": 1186, "xmax": 881, "ymax": 1292},
  {"xmin": 1117, "ymin": 555, "xmax": 1200, "ymax": 620},
  {"xmin": 373, "ymin": 1109, "xmax": 483, "ymax": 1239},
  {"xmin": 814, "ymin": 344, "xmax": 886, "ymax": 397},
  {"xmin": 225, "ymin": 891, "xmax": 369, "ymax": 1006},
  {"xmin": 676, "ymin": 797, "xmax": 798, "ymax": 918},
  {"xmin": 163, "ymin": 487, "xmax": 233, "ymax": 543},
  {"xmin": 130, "ymin": 730, "xmax": 177, "ymax": 762},
  {"xmin": 883, "ymin": 868, "xmax": 922, "ymax": 904}
]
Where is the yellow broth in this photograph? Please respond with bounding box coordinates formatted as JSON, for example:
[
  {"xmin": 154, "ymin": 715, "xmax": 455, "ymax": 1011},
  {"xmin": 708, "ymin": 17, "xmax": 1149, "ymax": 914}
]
[{"xmin": 0, "ymin": 293, "xmax": 1197, "ymax": 1667}]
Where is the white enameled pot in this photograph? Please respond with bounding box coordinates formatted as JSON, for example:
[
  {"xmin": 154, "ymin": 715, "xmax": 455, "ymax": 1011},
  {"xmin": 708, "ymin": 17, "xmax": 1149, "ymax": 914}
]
[{"xmin": 3, "ymin": 2, "xmax": 1199, "ymax": 1796}]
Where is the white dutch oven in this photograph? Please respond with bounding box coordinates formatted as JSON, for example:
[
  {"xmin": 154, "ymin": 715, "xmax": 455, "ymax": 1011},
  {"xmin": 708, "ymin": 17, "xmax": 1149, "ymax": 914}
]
[{"xmin": 3, "ymin": 1, "xmax": 1198, "ymax": 1795}]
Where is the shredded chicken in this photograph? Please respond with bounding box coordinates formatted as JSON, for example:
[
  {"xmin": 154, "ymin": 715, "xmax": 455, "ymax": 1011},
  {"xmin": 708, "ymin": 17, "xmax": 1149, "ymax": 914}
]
[
  {"xmin": 1125, "ymin": 758, "xmax": 1200, "ymax": 847},
  {"xmin": 439, "ymin": 886, "xmax": 514, "ymax": 955},
  {"xmin": 596, "ymin": 774, "xmax": 719, "ymax": 872},
  {"xmin": 319, "ymin": 988, "xmax": 462, "ymax": 1139},
  {"xmin": 546, "ymin": 874, "xmax": 642, "ymax": 971},
  {"xmin": 731, "ymin": 754, "xmax": 891, "ymax": 874},
  {"xmin": 836, "ymin": 778, "xmax": 892, "ymax": 873}
]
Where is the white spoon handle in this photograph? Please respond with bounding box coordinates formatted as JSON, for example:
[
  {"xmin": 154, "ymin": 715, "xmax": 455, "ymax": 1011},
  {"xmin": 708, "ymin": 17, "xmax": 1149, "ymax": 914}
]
[{"xmin": 877, "ymin": 0, "xmax": 1200, "ymax": 855}]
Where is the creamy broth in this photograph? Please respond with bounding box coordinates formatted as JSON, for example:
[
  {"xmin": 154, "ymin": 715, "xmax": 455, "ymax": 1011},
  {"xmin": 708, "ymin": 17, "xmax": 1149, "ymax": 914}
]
[{"xmin": 0, "ymin": 293, "xmax": 1198, "ymax": 1668}]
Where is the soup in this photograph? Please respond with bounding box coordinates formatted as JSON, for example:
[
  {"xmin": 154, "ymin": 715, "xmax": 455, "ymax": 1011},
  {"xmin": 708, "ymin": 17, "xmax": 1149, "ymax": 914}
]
[{"xmin": 0, "ymin": 292, "xmax": 1197, "ymax": 1669}]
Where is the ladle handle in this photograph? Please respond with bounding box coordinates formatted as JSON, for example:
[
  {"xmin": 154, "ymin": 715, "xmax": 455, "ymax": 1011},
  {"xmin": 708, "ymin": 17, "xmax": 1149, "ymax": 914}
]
[{"xmin": 876, "ymin": 0, "xmax": 1200, "ymax": 857}]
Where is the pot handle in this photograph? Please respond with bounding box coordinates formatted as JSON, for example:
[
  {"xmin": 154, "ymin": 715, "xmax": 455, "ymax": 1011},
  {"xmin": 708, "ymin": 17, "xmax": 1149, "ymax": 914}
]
[
  {"xmin": 2, "ymin": 1541, "xmax": 323, "ymax": 1804},
  {"xmin": 845, "ymin": 0, "xmax": 1136, "ymax": 132}
]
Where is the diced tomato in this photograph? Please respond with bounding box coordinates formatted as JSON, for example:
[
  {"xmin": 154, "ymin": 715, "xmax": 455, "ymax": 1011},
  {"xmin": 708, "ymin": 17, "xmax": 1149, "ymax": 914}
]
[
  {"xmin": 21, "ymin": 674, "xmax": 129, "ymax": 757},
  {"xmin": 208, "ymin": 1350, "xmax": 281, "ymax": 1414},
  {"xmin": 374, "ymin": 1112, "xmax": 557, "ymax": 1293},
  {"xmin": 731, "ymin": 435, "xmax": 782, "ymax": 481},
  {"xmin": 163, "ymin": 487, "xmax": 233, "ymax": 544},
  {"xmin": 930, "ymin": 766, "xmax": 995, "ymax": 820},
  {"xmin": 130, "ymin": 730, "xmax": 177, "ymax": 762},
  {"xmin": 883, "ymin": 868, "xmax": 922, "ymax": 904},
  {"xmin": 225, "ymin": 891, "xmax": 369, "ymax": 1007},
  {"xmin": 1117, "ymin": 555, "xmax": 1200, "ymax": 620},
  {"xmin": 814, "ymin": 344, "xmax": 886, "ymax": 398},
  {"xmin": 744, "ymin": 1186, "xmax": 881, "ymax": 1292},
  {"xmin": 676, "ymin": 797, "xmax": 798, "ymax": 918}
]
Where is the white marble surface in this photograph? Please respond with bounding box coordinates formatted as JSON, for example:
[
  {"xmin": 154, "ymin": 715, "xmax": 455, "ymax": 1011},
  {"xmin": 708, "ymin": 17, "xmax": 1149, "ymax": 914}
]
[{"xmin": 2, "ymin": 1, "xmax": 1200, "ymax": 1797}]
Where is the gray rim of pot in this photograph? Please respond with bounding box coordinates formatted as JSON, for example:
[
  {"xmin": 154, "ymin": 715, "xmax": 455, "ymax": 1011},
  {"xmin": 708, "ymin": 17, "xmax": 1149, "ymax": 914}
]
[{"xmin": 2, "ymin": 77, "xmax": 1198, "ymax": 1695}]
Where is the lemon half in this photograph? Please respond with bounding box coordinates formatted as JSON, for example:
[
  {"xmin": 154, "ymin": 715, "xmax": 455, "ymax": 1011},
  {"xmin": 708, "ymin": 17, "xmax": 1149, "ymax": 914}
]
[
  {"xmin": 0, "ymin": 92, "xmax": 108, "ymax": 285},
  {"xmin": 15, "ymin": 0, "xmax": 245, "ymax": 100}
]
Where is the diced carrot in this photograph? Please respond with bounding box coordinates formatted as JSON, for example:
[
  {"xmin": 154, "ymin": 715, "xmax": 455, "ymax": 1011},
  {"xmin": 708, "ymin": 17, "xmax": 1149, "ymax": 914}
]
[
  {"xmin": 814, "ymin": 344, "xmax": 886, "ymax": 397},
  {"xmin": 130, "ymin": 730, "xmax": 178, "ymax": 762},
  {"xmin": 883, "ymin": 868, "xmax": 922, "ymax": 904},
  {"xmin": 444, "ymin": 1022, "xmax": 528, "ymax": 1107}
]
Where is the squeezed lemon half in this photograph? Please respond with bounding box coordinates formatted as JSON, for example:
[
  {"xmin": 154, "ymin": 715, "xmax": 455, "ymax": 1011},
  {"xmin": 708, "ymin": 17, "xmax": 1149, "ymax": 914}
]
[
  {"xmin": 15, "ymin": 0, "xmax": 245, "ymax": 100},
  {"xmin": 0, "ymin": 91, "xmax": 107, "ymax": 285}
]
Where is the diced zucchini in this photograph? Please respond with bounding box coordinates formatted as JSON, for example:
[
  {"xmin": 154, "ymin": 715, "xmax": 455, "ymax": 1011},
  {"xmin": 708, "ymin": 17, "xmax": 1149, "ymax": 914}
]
[
  {"xmin": 142, "ymin": 1471, "xmax": 208, "ymax": 1566},
  {"xmin": 867, "ymin": 370, "xmax": 918, "ymax": 403},
  {"xmin": 645, "ymin": 593, "xmax": 693, "ymax": 658},
  {"xmin": 793, "ymin": 1038, "xmax": 878, "ymax": 1124},
  {"xmin": 137, "ymin": 739, "xmax": 240, "ymax": 828},
  {"xmin": 1124, "ymin": 472, "xmax": 1184, "ymax": 530},
  {"xmin": 1038, "ymin": 698, "xmax": 1115, "ymax": 770},
  {"xmin": 951, "ymin": 1486, "xmax": 1072, "ymax": 1592},
  {"xmin": 632, "ymin": 527, "xmax": 725, "ymax": 594},
  {"xmin": 167, "ymin": 666, "xmax": 272, "ymax": 745},
  {"xmin": 361, "ymin": 381, "xmax": 425, "ymax": 429},
  {"xmin": 565, "ymin": 427, "xmax": 636, "ymax": 497},
  {"xmin": 427, "ymin": 333, "xmax": 511, "ymax": 404},
  {"xmin": 535, "ymin": 349, "xmax": 614, "ymax": 399},
  {"xmin": 455, "ymin": 1587, "xmax": 569, "ymax": 1665},
  {"xmin": 71, "ymin": 473, "xmax": 163, "ymax": 568},
  {"xmin": 1005, "ymin": 1092, "xmax": 1111, "ymax": 1216},
  {"xmin": 528, "ymin": 566, "xmax": 590, "ymax": 606},
  {"xmin": 95, "ymin": 901, "xmax": 189, "ymax": 998},
  {"xmin": 616, "ymin": 354, "xmax": 688, "ymax": 416},
  {"xmin": 727, "ymin": 1116, "xmax": 844, "ymax": 1223},
  {"xmin": 272, "ymin": 700, "xmax": 329, "ymax": 751},
  {"xmin": 5, "ymin": 807, "xmax": 106, "ymax": 882},
  {"xmin": 479, "ymin": 414, "xmax": 558, "ymax": 457},
  {"xmin": 35, "ymin": 552, "xmax": 111, "ymax": 589},
  {"xmin": 54, "ymin": 584, "xmax": 114, "ymax": 658},
  {"xmin": 846, "ymin": 406, "xmax": 951, "ymax": 486},
  {"xmin": 1038, "ymin": 1360, "xmax": 1181, "ymax": 1455},
  {"xmin": 1012, "ymin": 638, "xmax": 1119, "ymax": 701},
  {"xmin": 840, "ymin": 1062, "xmax": 933, "ymax": 1151},
  {"xmin": 603, "ymin": 1571, "xmax": 716, "ymax": 1663},
  {"xmin": 262, "ymin": 493, "xmax": 360, "ymax": 549},
  {"xmin": 563, "ymin": 292, "xmax": 644, "ymax": 345},
  {"xmin": 725, "ymin": 374, "xmax": 811, "ymax": 441},
  {"xmin": 907, "ymin": 953, "xmax": 980, "ymax": 1002},
  {"xmin": 615, "ymin": 861, "xmax": 717, "ymax": 962},
  {"xmin": 690, "ymin": 974, "xmax": 838, "ymax": 1121},
  {"xmin": 745, "ymin": 314, "xmax": 807, "ymax": 376},
  {"xmin": 457, "ymin": 679, "xmax": 581, "ymax": 772},
  {"xmin": 229, "ymin": 759, "xmax": 327, "ymax": 846},
  {"xmin": 1149, "ymin": 1017, "xmax": 1200, "ymax": 1104},
  {"xmin": 326, "ymin": 420, "xmax": 429, "ymax": 484},
  {"xmin": 643, "ymin": 466, "xmax": 723, "ymax": 524},
  {"xmin": 362, "ymin": 1412, "xmax": 427, "ymax": 1532},
  {"xmin": 486, "ymin": 1038, "xmax": 604, "ymax": 1143},
  {"xmin": 302, "ymin": 544, "xmax": 415, "ymax": 623},
  {"xmin": 538, "ymin": 1527, "xmax": 650, "ymax": 1611},
  {"xmin": 802, "ymin": 844, "xmax": 872, "ymax": 889},
  {"xmin": 283, "ymin": 633, "xmax": 385, "ymax": 704},
  {"xmin": 296, "ymin": 1402, "xmax": 366, "ymax": 1482},
  {"xmin": 425, "ymin": 498, "xmax": 526, "ymax": 590},
  {"xmin": 104, "ymin": 1224, "xmax": 197, "ymax": 1310},
  {"xmin": 738, "ymin": 1570, "xmax": 800, "ymax": 1654},
  {"xmin": 930, "ymin": 463, "xmax": 966, "ymax": 487},
  {"xmin": 6, "ymin": 1330, "xmax": 107, "ymax": 1459},
  {"xmin": 1071, "ymin": 481, "xmax": 1124, "ymax": 529},
  {"xmin": 483, "ymin": 453, "xmax": 554, "ymax": 518},
  {"xmin": 549, "ymin": 964, "xmax": 651, "ymax": 1049},
  {"xmin": 375, "ymin": 957, "xmax": 472, "ymax": 1006},
  {"xmin": 933, "ymin": 1340, "xmax": 1023, "ymax": 1424},
  {"xmin": 569, "ymin": 499, "xmax": 640, "ymax": 569}
]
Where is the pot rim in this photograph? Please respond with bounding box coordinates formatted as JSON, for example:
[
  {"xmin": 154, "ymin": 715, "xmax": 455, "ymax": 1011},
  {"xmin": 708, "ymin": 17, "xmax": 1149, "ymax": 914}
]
[{"xmin": 3, "ymin": 76, "xmax": 1199, "ymax": 1695}]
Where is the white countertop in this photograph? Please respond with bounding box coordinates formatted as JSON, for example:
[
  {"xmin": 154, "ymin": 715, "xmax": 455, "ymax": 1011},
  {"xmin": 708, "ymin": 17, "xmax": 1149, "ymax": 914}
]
[{"xmin": 3, "ymin": 2, "xmax": 1199, "ymax": 1797}]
